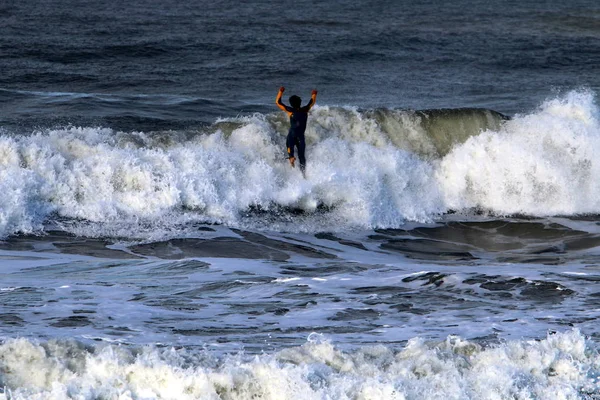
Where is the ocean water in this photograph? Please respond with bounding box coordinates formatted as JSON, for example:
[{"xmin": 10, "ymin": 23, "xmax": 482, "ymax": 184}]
[{"xmin": 2, "ymin": 0, "xmax": 600, "ymax": 399}]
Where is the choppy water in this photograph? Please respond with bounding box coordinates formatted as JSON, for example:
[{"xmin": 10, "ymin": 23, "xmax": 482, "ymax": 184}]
[{"xmin": 1, "ymin": 0, "xmax": 600, "ymax": 398}]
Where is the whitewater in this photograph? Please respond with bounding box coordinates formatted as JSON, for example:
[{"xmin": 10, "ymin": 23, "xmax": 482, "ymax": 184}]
[
  {"xmin": 1, "ymin": 329, "xmax": 598, "ymax": 400},
  {"xmin": 0, "ymin": 90, "xmax": 597, "ymax": 239}
]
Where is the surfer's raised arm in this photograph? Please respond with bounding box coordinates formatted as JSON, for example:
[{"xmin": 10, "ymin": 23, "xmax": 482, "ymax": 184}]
[
  {"xmin": 276, "ymin": 87, "xmax": 292, "ymax": 115},
  {"xmin": 302, "ymin": 90, "xmax": 318, "ymax": 112}
]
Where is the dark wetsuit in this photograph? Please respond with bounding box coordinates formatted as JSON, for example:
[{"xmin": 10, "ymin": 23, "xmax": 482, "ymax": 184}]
[{"xmin": 276, "ymin": 91, "xmax": 316, "ymax": 172}]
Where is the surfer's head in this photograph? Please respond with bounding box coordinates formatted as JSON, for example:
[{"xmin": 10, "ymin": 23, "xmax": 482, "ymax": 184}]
[{"xmin": 289, "ymin": 95, "xmax": 301, "ymax": 109}]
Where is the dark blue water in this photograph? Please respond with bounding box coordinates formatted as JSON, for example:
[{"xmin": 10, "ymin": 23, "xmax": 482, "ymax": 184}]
[{"xmin": 2, "ymin": 0, "xmax": 599, "ymax": 131}]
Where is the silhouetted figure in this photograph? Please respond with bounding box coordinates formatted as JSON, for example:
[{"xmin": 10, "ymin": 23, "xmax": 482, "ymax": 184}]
[{"xmin": 276, "ymin": 86, "xmax": 318, "ymax": 175}]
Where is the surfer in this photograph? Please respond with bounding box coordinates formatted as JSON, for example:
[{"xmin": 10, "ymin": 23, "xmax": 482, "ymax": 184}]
[{"xmin": 276, "ymin": 86, "xmax": 317, "ymax": 174}]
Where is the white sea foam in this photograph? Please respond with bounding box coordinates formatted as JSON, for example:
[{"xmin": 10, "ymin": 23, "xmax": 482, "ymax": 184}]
[
  {"xmin": 0, "ymin": 90, "xmax": 598, "ymax": 238},
  {"xmin": 0, "ymin": 113, "xmax": 442, "ymax": 238},
  {"xmin": 439, "ymin": 90, "xmax": 600, "ymax": 216},
  {"xmin": 0, "ymin": 330, "xmax": 597, "ymax": 399}
]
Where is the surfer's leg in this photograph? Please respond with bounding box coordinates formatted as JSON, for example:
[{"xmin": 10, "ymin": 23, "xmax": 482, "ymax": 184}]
[
  {"xmin": 286, "ymin": 131, "xmax": 295, "ymax": 158},
  {"xmin": 286, "ymin": 131, "xmax": 296, "ymax": 167},
  {"xmin": 297, "ymin": 136, "xmax": 306, "ymax": 172}
]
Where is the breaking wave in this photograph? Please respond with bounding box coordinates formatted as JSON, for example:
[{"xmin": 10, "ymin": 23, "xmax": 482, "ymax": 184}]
[{"xmin": 0, "ymin": 90, "xmax": 597, "ymax": 238}]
